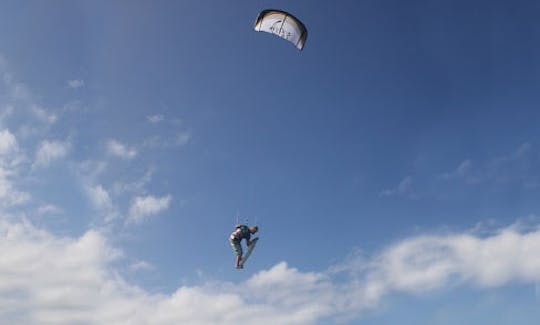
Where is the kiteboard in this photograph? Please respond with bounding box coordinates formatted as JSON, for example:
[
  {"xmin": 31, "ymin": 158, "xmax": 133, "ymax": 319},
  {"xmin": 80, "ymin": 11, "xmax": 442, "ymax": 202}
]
[{"xmin": 239, "ymin": 237, "xmax": 259, "ymax": 268}]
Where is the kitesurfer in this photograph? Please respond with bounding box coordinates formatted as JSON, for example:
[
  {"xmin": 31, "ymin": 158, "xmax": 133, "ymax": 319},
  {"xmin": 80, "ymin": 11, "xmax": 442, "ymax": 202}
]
[{"xmin": 229, "ymin": 225, "xmax": 258, "ymax": 269}]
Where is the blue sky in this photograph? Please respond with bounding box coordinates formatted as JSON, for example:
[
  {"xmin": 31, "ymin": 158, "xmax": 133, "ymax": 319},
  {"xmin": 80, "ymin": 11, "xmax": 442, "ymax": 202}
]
[{"xmin": 0, "ymin": 0, "xmax": 539, "ymax": 324}]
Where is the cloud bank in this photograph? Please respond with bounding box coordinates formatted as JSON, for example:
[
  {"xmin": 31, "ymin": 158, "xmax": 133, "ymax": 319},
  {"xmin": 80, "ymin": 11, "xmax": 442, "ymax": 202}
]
[{"xmin": 1, "ymin": 217, "xmax": 539, "ymax": 324}]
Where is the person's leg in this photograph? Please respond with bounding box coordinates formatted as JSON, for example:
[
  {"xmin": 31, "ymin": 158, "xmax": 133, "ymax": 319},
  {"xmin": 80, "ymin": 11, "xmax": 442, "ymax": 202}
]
[
  {"xmin": 230, "ymin": 239, "xmax": 243, "ymax": 268},
  {"xmin": 236, "ymin": 255, "xmax": 243, "ymax": 269}
]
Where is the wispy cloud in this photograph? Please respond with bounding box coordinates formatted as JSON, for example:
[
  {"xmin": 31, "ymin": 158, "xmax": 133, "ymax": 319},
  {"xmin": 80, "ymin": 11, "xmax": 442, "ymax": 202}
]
[
  {"xmin": 0, "ymin": 129, "xmax": 18, "ymax": 156},
  {"xmin": 35, "ymin": 204, "xmax": 63, "ymax": 216},
  {"xmin": 130, "ymin": 260, "xmax": 155, "ymax": 272},
  {"xmin": 0, "ymin": 105, "xmax": 14, "ymax": 125},
  {"xmin": 127, "ymin": 194, "xmax": 171, "ymax": 225},
  {"xmin": 85, "ymin": 185, "xmax": 119, "ymax": 222},
  {"xmin": 0, "ymin": 174, "xmax": 30, "ymax": 207},
  {"xmin": 175, "ymin": 131, "xmax": 191, "ymax": 146},
  {"xmin": 143, "ymin": 115, "xmax": 191, "ymax": 149},
  {"xmin": 77, "ymin": 162, "xmax": 165, "ymax": 227},
  {"xmin": 146, "ymin": 114, "xmax": 164, "ymax": 124},
  {"xmin": 106, "ymin": 139, "xmax": 137, "ymax": 160},
  {"xmin": 485, "ymin": 142, "xmax": 537, "ymax": 185},
  {"xmin": 3, "ymin": 71, "xmax": 32, "ymax": 102},
  {"xmin": 0, "ymin": 217, "xmax": 539, "ymax": 324},
  {"xmin": 112, "ymin": 168, "xmax": 154, "ymax": 196},
  {"xmin": 0, "ymin": 129, "xmax": 29, "ymax": 207},
  {"xmin": 1, "ymin": 60, "xmax": 60, "ymax": 144},
  {"xmin": 86, "ymin": 185, "xmax": 112, "ymax": 211},
  {"xmin": 441, "ymin": 143, "xmax": 540, "ymax": 188},
  {"xmin": 33, "ymin": 139, "xmax": 70, "ymax": 168},
  {"xmin": 68, "ymin": 79, "xmax": 85, "ymax": 89},
  {"xmin": 31, "ymin": 105, "xmax": 57, "ymax": 125},
  {"xmin": 441, "ymin": 159, "xmax": 472, "ymax": 180},
  {"xmin": 1, "ymin": 57, "xmax": 170, "ymax": 228},
  {"xmin": 379, "ymin": 176, "xmax": 419, "ymax": 199}
]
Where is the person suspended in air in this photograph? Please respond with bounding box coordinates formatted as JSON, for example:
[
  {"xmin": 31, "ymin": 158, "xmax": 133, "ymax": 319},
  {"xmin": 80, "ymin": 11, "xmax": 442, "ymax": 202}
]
[{"xmin": 229, "ymin": 224, "xmax": 259, "ymax": 269}]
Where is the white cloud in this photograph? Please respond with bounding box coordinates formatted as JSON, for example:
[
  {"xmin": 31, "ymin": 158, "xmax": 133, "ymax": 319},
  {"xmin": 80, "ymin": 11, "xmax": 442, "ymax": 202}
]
[
  {"xmin": 0, "ymin": 129, "xmax": 18, "ymax": 156},
  {"xmin": 0, "ymin": 173, "xmax": 30, "ymax": 207},
  {"xmin": 142, "ymin": 131, "xmax": 191, "ymax": 149},
  {"xmin": 35, "ymin": 204, "xmax": 63, "ymax": 216},
  {"xmin": 106, "ymin": 139, "xmax": 137, "ymax": 160},
  {"xmin": 0, "ymin": 130, "xmax": 29, "ymax": 207},
  {"xmin": 0, "ymin": 106, "xmax": 14, "ymax": 126},
  {"xmin": 86, "ymin": 185, "xmax": 112, "ymax": 211},
  {"xmin": 357, "ymin": 223, "xmax": 540, "ymax": 310},
  {"xmin": 68, "ymin": 79, "xmax": 85, "ymax": 89},
  {"xmin": 34, "ymin": 140, "xmax": 70, "ymax": 168},
  {"xmin": 31, "ymin": 105, "xmax": 57, "ymax": 125},
  {"xmin": 244, "ymin": 262, "xmax": 338, "ymax": 320},
  {"xmin": 0, "ymin": 217, "xmax": 333, "ymax": 324},
  {"xmin": 1, "ymin": 60, "xmax": 60, "ymax": 144},
  {"xmin": 142, "ymin": 135, "xmax": 162, "ymax": 148},
  {"xmin": 85, "ymin": 185, "xmax": 119, "ymax": 222},
  {"xmin": 1, "ymin": 60, "xmax": 34, "ymax": 108},
  {"xmin": 485, "ymin": 142, "xmax": 536, "ymax": 185},
  {"xmin": 175, "ymin": 131, "xmax": 191, "ymax": 146},
  {"xmin": 78, "ymin": 160, "xmax": 108, "ymax": 180},
  {"xmin": 0, "ymin": 219, "xmax": 127, "ymax": 324},
  {"xmin": 130, "ymin": 260, "xmax": 155, "ymax": 272},
  {"xmin": 3, "ymin": 72, "xmax": 32, "ymax": 102},
  {"xmin": 379, "ymin": 176, "xmax": 418, "ymax": 199},
  {"xmin": 0, "ymin": 218, "xmax": 540, "ymax": 324},
  {"xmin": 127, "ymin": 194, "xmax": 171, "ymax": 224},
  {"xmin": 112, "ymin": 168, "xmax": 154, "ymax": 196},
  {"xmin": 441, "ymin": 159, "xmax": 472, "ymax": 180},
  {"xmin": 146, "ymin": 114, "xmax": 164, "ymax": 124},
  {"xmin": 441, "ymin": 143, "xmax": 540, "ymax": 188}
]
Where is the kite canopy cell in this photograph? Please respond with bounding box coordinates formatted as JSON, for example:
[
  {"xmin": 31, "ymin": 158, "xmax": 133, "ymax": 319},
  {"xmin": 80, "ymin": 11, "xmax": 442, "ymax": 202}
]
[{"xmin": 254, "ymin": 9, "xmax": 308, "ymax": 50}]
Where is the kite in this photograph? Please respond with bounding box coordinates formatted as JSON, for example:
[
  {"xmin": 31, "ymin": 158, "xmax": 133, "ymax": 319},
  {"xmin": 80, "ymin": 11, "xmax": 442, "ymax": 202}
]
[{"xmin": 254, "ymin": 9, "xmax": 308, "ymax": 50}]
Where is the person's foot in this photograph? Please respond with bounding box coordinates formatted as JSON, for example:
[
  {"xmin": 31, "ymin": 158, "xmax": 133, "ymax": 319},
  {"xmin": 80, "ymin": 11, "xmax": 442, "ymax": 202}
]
[{"xmin": 235, "ymin": 264, "xmax": 243, "ymax": 269}]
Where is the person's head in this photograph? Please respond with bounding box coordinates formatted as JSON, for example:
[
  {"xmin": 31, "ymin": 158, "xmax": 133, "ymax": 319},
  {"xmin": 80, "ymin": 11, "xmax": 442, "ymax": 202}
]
[{"xmin": 250, "ymin": 226, "xmax": 258, "ymax": 234}]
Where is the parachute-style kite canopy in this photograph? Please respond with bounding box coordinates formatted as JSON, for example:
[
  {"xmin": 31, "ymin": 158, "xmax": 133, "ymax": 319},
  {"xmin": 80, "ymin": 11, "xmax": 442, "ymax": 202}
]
[{"xmin": 254, "ymin": 9, "xmax": 308, "ymax": 51}]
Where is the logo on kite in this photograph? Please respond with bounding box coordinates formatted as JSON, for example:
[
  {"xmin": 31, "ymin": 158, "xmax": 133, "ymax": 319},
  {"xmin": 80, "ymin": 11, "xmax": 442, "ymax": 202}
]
[{"xmin": 254, "ymin": 9, "xmax": 308, "ymax": 51}]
